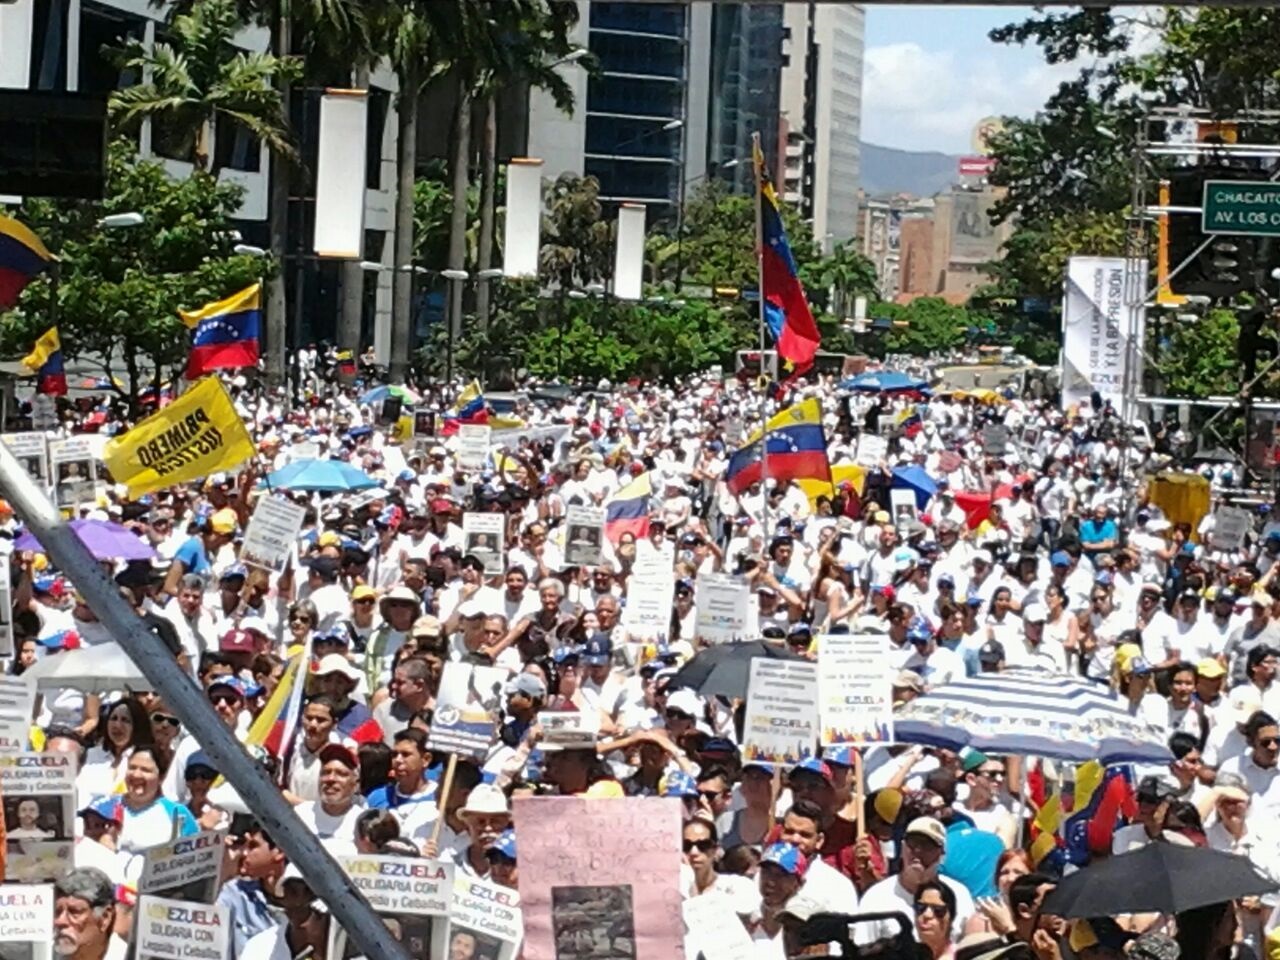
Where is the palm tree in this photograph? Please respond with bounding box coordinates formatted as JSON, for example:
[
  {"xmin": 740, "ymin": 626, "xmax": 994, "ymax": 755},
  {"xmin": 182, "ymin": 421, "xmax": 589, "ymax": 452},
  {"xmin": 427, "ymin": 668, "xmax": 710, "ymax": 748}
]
[{"xmin": 810, "ymin": 242, "xmax": 879, "ymax": 319}]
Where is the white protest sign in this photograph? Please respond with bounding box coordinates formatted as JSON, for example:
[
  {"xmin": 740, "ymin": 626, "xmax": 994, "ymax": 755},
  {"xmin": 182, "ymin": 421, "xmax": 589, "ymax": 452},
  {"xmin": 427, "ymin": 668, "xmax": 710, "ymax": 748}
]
[
  {"xmin": 563, "ymin": 505, "xmax": 606, "ymax": 568},
  {"xmin": 2, "ymin": 433, "xmax": 48, "ymax": 487},
  {"xmin": 288, "ymin": 441, "xmax": 320, "ymax": 463},
  {"xmin": 622, "ymin": 564, "xmax": 674, "ymax": 636},
  {"xmin": 0, "ymin": 883, "xmax": 53, "ymax": 960},
  {"xmin": 457, "ymin": 424, "xmax": 492, "ymax": 473},
  {"xmin": 889, "ymin": 488, "xmax": 918, "ymax": 527},
  {"xmin": 241, "ymin": 495, "xmax": 307, "ymax": 573},
  {"xmin": 683, "ymin": 893, "xmax": 753, "ymax": 960},
  {"xmin": 29, "ymin": 395, "xmax": 56, "ymax": 431},
  {"xmin": 329, "ymin": 856, "xmax": 453, "ymax": 960},
  {"xmin": 139, "ymin": 829, "xmax": 227, "ymax": 903},
  {"xmin": 818, "ymin": 633, "xmax": 895, "ymax": 746},
  {"xmin": 462, "ymin": 512, "xmax": 506, "ymax": 577},
  {"xmin": 48, "ymin": 437, "xmax": 96, "ymax": 510},
  {"xmin": 855, "ymin": 433, "xmax": 887, "ymax": 469},
  {"xmin": 1, "ymin": 752, "xmax": 77, "ymax": 883},
  {"xmin": 451, "ymin": 876, "xmax": 523, "ymax": 960},
  {"xmin": 1213, "ymin": 506, "xmax": 1252, "ymax": 551},
  {"xmin": 743, "ymin": 659, "xmax": 818, "ymax": 765},
  {"xmin": 693, "ymin": 573, "xmax": 750, "ymax": 643},
  {"xmin": 982, "ymin": 423, "xmax": 1009, "ymax": 456},
  {"xmin": 428, "ymin": 662, "xmax": 511, "ymax": 761},
  {"xmin": 137, "ymin": 896, "xmax": 229, "ymax": 960},
  {"xmin": 0, "ymin": 675, "xmax": 34, "ymax": 753}
]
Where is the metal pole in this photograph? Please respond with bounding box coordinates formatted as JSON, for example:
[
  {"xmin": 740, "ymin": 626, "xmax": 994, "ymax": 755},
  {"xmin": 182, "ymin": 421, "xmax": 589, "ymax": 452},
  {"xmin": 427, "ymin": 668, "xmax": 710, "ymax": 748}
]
[
  {"xmin": 0, "ymin": 446, "xmax": 410, "ymax": 960},
  {"xmin": 752, "ymin": 131, "xmax": 770, "ymax": 543}
]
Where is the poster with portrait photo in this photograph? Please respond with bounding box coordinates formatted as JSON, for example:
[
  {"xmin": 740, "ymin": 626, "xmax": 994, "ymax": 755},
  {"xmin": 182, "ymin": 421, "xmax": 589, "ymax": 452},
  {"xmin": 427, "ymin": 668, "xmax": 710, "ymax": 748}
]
[
  {"xmin": 138, "ymin": 829, "xmax": 227, "ymax": 904},
  {"xmin": 889, "ymin": 488, "xmax": 918, "ymax": 528},
  {"xmin": 450, "ymin": 877, "xmax": 522, "ymax": 960},
  {"xmin": 47, "ymin": 438, "xmax": 97, "ymax": 511},
  {"xmin": 0, "ymin": 883, "xmax": 53, "ymax": 960},
  {"xmin": 413, "ymin": 410, "xmax": 436, "ymax": 438},
  {"xmin": 563, "ymin": 506, "xmax": 605, "ymax": 568},
  {"xmin": 0, "ymin": 753, "xmax": 76, "ymax": 884},
  {"xmin": 550, "ymin": 885, "xmax": 636, "ymax": 960},
  {"xmin": 1, "ymin": 434, "xmax": 48, "ymax": 490},
  {"xmin": 462, "ymin": 512, "xmax": 505, "ymax": 577},
  {"xmin": 328, "ymin": 856, "xmax": 453, "ymax": 960}
]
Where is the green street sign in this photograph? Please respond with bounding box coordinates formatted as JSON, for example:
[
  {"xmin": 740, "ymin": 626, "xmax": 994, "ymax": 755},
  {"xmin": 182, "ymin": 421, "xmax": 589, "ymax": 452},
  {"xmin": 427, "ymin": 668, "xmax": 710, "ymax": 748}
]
[{"xmin": 1202, "ymin": 179, "xmax": 1280, "ymax": 236}]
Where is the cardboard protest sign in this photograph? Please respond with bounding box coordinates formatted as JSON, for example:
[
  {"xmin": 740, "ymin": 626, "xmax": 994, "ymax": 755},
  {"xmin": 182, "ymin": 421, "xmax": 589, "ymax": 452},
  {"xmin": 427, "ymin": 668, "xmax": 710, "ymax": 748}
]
[
  {"xmin": 854, "ymin": 433, "xmax": 887, "ymax": 469},
  {"xmin": 428, "ymin": 663, "xmax": 511, "ymax": 761},
  {"xmin": 462, "ymin": 513, "xmax": 506, "ymax": 577},
  {"xmin": 380, "ymin": 396, "xmax": 403, "ymax": 425},
  {"xmin": 136, "ymin": 895, "xmax": 229, "ymax": 960},
  {"xmin": 514, "ymin": 796, "xmax": 683, "ymax": 960},
  {"xmin": 742, "ymin": 659, "xmax": 819, "ymax": 765},
  {"xmin": 621, "ymin": 565, "xmax": 674, "ymax": 636},
  {"xmin": 240, "ymin": 495, "xmax": 307, "ymax": 573},
  {"xmin": 2, "ymin": 433, "xmax": 48, "ymax": 488},
  {"xmin": 457, "ymin": 425, "xmax": 492, "ymax": 473},
  {"xmin": 47, "ymin": 438, "xmax": 96, "ymax": 510},
  {"xmin": 288, "ymin": 441, "xmax": 320, "ymax": 463},
  {"xmin": 693, "ymin": 573, "xmax": 750, "ymax": 644},
  {"xmin": 0, "ymin": 883, "xmax": 53, "ymax": 960},
  {"xmin": 890, "ymin": 488, "xmax": 918, "ymax": 527},
  {"xmin": 817, "ymin": 633, "xmax": 895, "ymax": 746},
  {"xmin": 0, "ymin": 676, "xmax": 34, "ymax": 754},
  {"xmin": 982, "ymin": 423, "xmax": 1009, "ymax": 456},
  {"xmin": 328, "ymin": 856, "xmax": 453, "ymax": 960},
  {"xmin": 563, "ymin": 506, "xmax": 606, "ymax": 568},
  {"xmin": 138, "ymin": 829, "xmax": 227, "ymax": 903},
  {"xmin": 450, "ymin": 876, "xmax": 523, "ymax": 960},
  {"xmin": 682, "ymin": 893, "xmax": 752, "ymax": 960},
  {"xmin": 0, "ymin": 753, "xmax": 76, "ymax": 883},
  {"xmin": 1213, "ymin": 506, "xmax": 1252, "ymax": 551}
]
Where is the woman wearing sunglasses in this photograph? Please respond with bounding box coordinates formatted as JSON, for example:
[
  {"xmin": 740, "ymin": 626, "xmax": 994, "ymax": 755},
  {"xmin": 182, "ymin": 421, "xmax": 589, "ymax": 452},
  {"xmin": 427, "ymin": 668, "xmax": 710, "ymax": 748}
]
[{"xmin": 914, "ymin": 879, "xmax": 958, "ymax": 959}]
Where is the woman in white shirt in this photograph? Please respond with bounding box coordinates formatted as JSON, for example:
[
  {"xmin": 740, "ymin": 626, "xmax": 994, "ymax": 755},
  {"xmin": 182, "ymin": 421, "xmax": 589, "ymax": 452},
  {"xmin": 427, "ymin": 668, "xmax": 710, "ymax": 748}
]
[
  {"xmin": 1042, "ymin": 584, "xmax": 1081, "ymax": 674},
  {"xmin": 80, "ymin": 698, "xmax": 153, "ymax": 800}
]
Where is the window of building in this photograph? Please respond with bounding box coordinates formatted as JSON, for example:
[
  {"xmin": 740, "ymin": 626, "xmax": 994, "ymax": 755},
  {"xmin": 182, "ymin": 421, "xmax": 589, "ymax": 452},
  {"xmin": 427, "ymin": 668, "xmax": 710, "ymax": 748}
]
[
  {"xmin": 365, "ymin": 87, "xmax": 389, "ymax": 191},
  {"xmin": 78, "ymin": 1, "xmax": 145, "ymax": 95},
  {"xmin": 28, "ymin": 0, "xmax": 69, "ymax": 91}
]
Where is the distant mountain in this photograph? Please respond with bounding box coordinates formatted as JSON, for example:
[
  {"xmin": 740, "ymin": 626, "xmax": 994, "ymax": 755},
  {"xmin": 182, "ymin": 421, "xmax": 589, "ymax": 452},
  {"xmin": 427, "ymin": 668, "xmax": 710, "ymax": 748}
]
[{"xmin": 860, "ymin": 141, "xmax": 964, "ymax": 198}]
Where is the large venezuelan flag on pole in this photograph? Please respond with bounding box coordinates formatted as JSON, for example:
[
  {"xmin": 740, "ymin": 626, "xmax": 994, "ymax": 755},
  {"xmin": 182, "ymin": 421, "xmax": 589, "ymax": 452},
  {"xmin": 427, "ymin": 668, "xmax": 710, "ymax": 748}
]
[
  {"xmin": 753, "ymin": 140, "xmax": 820, "ymax": 376},
  {"xmin": 725, "ymin": 397, "xmax": 831, "ymax": 495},
  {"xmin": 0, "ymin": 216, "xmax": 53, "ymax": 309},
  {"xmin": 180, "ymin": 283, "xmax": 262, "ymax": 379},
  {"xmin": 22, "ymin": 327, "xmax": 67, "ymax": 396},
  {"xmin": 604, "ymin": 471, "xmax": 652, "ymax": 544}
]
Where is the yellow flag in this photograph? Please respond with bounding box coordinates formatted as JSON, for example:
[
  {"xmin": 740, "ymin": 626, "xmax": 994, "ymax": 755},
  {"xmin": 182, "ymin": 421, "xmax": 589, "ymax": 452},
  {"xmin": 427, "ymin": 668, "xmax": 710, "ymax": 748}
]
[{"xmin": 103, "ymin": 376, "xmax": 255, "ymax": 498}]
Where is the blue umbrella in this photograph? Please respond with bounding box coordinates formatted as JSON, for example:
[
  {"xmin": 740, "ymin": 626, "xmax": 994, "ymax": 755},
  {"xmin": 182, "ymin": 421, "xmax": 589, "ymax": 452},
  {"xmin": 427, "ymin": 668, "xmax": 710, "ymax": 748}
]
[
  {"xmin": 264, "ymin": 459, "xmax": 379, "ymax": 492},
  {"xmin": 894, "ymin": 669, "xmax": 1172, "ymax": 765},
  {"xmin": 839, "ymin": 371, "xmax": 929, "ymax": 392},
  {"xmin": 891, "ymin": 464, "xmax": 938, "ymax": 509},
  {"xmin": 359, "ymin": 384, "xmax": 420, "ymax": 406}
]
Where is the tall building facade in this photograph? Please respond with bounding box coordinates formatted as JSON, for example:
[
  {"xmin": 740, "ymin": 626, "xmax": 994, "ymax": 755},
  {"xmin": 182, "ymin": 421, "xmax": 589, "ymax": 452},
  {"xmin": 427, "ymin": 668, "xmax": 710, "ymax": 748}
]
[{"xmin": 780, "ymin": 2, "xmax": 865, "ymax": 253}]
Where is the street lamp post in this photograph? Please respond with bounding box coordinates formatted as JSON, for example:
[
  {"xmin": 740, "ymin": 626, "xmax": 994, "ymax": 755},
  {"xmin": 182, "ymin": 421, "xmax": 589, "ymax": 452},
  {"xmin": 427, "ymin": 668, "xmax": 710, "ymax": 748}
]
[{"xmin": 441, "ymin": 268, "xmax": 469, "ymax": 389}]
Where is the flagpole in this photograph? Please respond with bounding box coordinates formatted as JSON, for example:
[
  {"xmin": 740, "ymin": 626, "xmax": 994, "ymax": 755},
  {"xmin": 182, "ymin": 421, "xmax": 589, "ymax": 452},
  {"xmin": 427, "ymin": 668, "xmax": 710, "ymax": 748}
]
[{"xmin": 752, "ymin": 131, "xmax": 770, "ymax": 544}]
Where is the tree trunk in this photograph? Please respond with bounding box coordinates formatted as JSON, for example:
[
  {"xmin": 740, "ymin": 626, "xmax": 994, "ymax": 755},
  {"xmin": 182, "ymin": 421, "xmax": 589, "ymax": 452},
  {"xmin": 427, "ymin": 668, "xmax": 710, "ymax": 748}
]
[
  {"xmin": 476, "ymin": 94, "xmax": 497, "ymax": 331},
  {"xmin": 337, "ymin": 63, "xmax": 371, "ymax": 364},
  {"xmin": 447, "ymin": 79, "xmax": 472, "ymax": 362},
  {"xmin": 389, "ymin": 70, "xmax": 418, "ymax": 384},
  {"xmin": 265, "ymin": 2, "xmax": 291, "ymax": 390}
]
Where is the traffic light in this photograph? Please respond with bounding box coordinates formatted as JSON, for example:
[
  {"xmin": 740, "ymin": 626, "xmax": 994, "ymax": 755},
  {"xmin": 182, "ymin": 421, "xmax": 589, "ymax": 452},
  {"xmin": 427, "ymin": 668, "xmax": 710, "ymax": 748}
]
[{"xmin": 1167, "ymin": 167, "xmax": 1258, "ymax": 297}]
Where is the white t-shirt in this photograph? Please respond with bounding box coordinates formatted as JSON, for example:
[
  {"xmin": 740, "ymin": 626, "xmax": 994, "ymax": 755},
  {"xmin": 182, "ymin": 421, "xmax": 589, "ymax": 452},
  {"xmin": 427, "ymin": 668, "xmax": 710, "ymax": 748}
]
[
  {"xmin": 292, "ymin": 799, "xmax": 366, "ymax": 856},
  {"xmin": 855, "ymin": 875, "xmax": 974, "ymax": 944}
]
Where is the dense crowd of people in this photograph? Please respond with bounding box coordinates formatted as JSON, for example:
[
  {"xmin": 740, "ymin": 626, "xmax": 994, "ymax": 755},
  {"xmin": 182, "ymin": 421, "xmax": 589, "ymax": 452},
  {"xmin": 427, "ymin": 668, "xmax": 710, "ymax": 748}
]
[{"xmin": 18, "ymin": 366, "xmax": 1280, "ymax": 960}]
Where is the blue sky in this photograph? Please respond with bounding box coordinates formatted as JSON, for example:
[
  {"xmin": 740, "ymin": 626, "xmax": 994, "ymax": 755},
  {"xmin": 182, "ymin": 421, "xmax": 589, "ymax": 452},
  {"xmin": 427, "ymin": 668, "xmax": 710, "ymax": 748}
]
[{"xmin": 861, "ymin": 5, "xmax": 1082, "ymax": 154}]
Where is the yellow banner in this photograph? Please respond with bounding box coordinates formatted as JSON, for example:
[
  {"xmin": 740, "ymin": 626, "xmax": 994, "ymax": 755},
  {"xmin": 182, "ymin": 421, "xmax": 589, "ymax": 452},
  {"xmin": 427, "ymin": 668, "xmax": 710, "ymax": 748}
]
[{"xmin": 103, "ymin": 376, "xmax": 255, "ymax": 498}]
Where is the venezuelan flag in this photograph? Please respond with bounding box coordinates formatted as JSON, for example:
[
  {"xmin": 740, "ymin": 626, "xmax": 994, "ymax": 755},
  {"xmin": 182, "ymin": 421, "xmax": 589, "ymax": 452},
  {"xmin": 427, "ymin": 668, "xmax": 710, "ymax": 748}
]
[
  {"xmin": 725, "ymin": 397, "xmax": 831, "ymax": 495},
  {"xmin": 754, "ymin": 142, "xmax": 819, "ymax": 376},
  {"xmin": 455, "ymin": 379, "xmax": 488, "ymax": 424},
  {"xmin": 604, "ymin": 471, "xmax": 652, "ymax": 544},
  {"xmin": 895, "ymin": 405, "xmax": 923, "ymax": 438},
  {"xmin": 180, "ymin": 282, "xmax": 262, "ymax": 379},
  {"xmin": 22, "ymin": 327, "xmax": 67, "ymax": 396},
  {"xmin": 0, "ymin": 216, "xmax": 53, "ymax": 309}
]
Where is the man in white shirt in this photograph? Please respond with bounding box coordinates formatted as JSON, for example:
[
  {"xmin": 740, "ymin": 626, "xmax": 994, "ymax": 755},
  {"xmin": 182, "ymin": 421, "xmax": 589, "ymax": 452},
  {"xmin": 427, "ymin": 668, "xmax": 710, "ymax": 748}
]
[
  {"xmin": 293, "ymin": 744, "xmax": 366, "ymax": 856},
  {"xmin": 857, "ymin": 817, "xmax": 975, "ymax": 944},
  {"xmin": 1219, "ymin": 711, "xmax": 1280, "ymax": 815},
  {"xmin": 771, "ymin": 798, "xmax": 858, "ymax": 914},
  {"xmin": 1111, "ymin": 776, "xmax": 1178, "ymax": 854},
  {"xmin": 904, "ymin": 619, "xmax": 963, "ymax": 689}
]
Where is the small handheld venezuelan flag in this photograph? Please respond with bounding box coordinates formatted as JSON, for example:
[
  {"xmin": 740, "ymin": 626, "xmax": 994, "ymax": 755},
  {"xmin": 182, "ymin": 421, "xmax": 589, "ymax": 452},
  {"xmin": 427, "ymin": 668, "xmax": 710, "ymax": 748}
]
[{"xmin": 22, "ymin": 327, "xmax": 66, "ymax": 396}]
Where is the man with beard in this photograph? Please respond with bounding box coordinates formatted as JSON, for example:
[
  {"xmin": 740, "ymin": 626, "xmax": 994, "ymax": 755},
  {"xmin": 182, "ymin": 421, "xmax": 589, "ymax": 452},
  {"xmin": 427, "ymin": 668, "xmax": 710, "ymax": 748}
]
[
  {"xmin": 53, "ymin": 868, "xmax": 115, "ymax": 960},
  {"xmin": 442, "ymin": 784, "xmax": 511, "ymax": 879}
]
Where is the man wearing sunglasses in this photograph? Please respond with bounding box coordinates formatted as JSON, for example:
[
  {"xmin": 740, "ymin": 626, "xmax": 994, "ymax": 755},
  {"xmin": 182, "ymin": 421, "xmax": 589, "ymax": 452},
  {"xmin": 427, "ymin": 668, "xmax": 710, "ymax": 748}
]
[
  {"xmin": 957, "ymin": 751, "xmax": 1016, "ymax": 848},
  {"xmin": 1218, "ymin": 710, "xmax": 1280, "ymax": 814}
]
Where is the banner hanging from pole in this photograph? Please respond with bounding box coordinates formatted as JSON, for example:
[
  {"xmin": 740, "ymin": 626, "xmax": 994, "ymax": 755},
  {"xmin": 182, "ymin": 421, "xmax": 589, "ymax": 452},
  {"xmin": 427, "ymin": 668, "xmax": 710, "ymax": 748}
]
[
  {"xmin": 1061, "ymin": 256, "xmax": 1147, "ymax": 413},
  {"xmin": 503, "ymin": 159, "xmax": 543, "ymax": 278}
]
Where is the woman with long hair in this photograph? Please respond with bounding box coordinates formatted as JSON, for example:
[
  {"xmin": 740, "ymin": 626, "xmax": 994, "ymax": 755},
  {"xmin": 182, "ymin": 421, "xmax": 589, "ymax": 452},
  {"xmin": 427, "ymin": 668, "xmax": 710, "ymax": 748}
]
[
  {"xmin": 1042, "ymin": 583, "xmax": 1080, "ymax": 674},
  {"xmin": 913, "ymin": 879, "xmax": 958, "ymax": 959},
  {"xmin": 81, "ymin": 697, "xmax": 154, "ymax": 798}
]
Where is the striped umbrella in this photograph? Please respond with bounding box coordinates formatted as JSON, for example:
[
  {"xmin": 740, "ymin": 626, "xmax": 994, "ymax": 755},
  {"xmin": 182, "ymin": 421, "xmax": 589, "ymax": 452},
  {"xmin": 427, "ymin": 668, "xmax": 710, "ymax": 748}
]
[{"xmin": 894, "ymin": 669, "xmax": 1172, "ymax": 764}]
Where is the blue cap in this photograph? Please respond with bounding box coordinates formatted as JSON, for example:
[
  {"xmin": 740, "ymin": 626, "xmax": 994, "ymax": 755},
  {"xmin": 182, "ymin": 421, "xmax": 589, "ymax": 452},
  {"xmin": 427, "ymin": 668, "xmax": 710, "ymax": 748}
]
[
  {"xmin": 1094, "ymin": 571, "xmax": 1113, "ymax": 586},
  {"xmin": 824, "ymin": 745, "xmax": 857, "ymax": 767},
  {"xmin": 662, "ymin": 770, "xmax": 699, "ymax": 798},
  {"xmin": 33, "ymin": 575, "xmax": 59, "ymax": 593},
  {"xmin": 487, "ymin": 828, "xmax": 517, "ymax": 861},
  {"xmin": 1267, "ymin": 531, "xmax": 1280, "ymax": 542},
  {"xmin": 398, "ymin": 469, "xmax": 416, "ymax": 482},
  {"xmin": 207, "ymin": 675, "xmax": 252, "ymax": 698},
  {"xmin": 314, "ymin": 627, "xmax": 351, "ymax": 647},
  {"xmin": 582, "ymin": 633, "xmax": 613, "ymax": 666},
  {"xmin": 1050, "ymin": 551, "xmax": 1071, "ymax": 568},
  {"xmin": 760, "ymin": 842, "xmax": 809, "ymax": 876},
  {"xmin": 219, "ymin": 563, "xmax": 248, "ymax": 582},
  {"xmin": 1180, "ymin": 543, "xmax": 1197, "ymax": 556},
  {"xmin": 551, "ymin": 645, "xmax": 580, "ymax": 664},
  {"xmin": 965, "ymin": 592, "xmax": 984, "ymax": 607},
  {"xmin": 907, "ymin": 618, "xmax": 933, "ymax": 643},
  {"xmin": 79, "ymin": 795, "xmax": 122, "ymax": 822},
  {"xmin": 937, "ymin": 573, "xmax": 955, "ymax": 586},
  {"xmin": 792, "ymin": 757, "xmax": 834, "ymax": 784},
  {"xmin": 185, "ymin": 751, "xmax": 217, "ymax": 776}
]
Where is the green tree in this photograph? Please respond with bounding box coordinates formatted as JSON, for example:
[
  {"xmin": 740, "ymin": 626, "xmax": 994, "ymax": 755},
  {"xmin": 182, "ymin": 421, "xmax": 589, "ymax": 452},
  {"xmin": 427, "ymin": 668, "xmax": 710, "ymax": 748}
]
[
  {"xmin": 1156, "ymin": 308, "xmax": 1243, "ymax": 398},
  {"xmin": 539, "ymin": 173, "xmax": 613, "ymax": 291},
  {"xmin": 0, "ymin": 142, "xmax": 269, "ymax": 410},
  {"xmin": 878, "ymin": 298, "xmax": 969, "ymax": 356},
  {"xmin": 805, "ymin": 242, "xmax": 879, "ymax": 319}
]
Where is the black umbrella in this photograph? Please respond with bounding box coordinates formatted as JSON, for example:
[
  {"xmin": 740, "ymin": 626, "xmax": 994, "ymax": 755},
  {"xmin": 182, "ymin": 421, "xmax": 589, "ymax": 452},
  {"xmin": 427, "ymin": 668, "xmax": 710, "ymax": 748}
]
[
  {"xmin": 1042, "ymin": 841, "xmax": 1277, "ymax": 917},
  {"xmin": 669, "ymin": 640, "xmax": 804, "ymax": 700}
]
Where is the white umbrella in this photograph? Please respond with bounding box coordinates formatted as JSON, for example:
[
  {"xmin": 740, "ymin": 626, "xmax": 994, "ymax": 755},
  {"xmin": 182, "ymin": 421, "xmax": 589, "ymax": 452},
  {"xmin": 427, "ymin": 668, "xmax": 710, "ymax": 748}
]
[{"xmin": 24, "ymin": 643, "xmax": 148, "ymax": 694}]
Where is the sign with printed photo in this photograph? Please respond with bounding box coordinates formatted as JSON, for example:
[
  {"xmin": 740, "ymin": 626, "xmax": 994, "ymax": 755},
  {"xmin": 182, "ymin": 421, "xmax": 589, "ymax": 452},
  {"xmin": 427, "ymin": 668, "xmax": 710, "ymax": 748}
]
[
  {"xmin": 428, "ymin": 662, "xmax": 511, "ymax": 762},
  {"xmin": 982, "ymin": 423, "xmax": 1009, "ymax": 456},
  {"xmin": 138, "ymin": 829, "xmax": 227, "ymax": 904},
  {"xmin": 1, "ymin": 434, "xmax": 48, "ymax": 489},
  {"xmin": 1212, "ymin": 505, "xmax": 1252, "ymax": 551},
  {"xmin": 457, "ymin": 425, "xmax": 492, "ymax": 474},
  {"xmin": 854, "ymin": 433, "xmax": 887, "ymax": 469},
  {"xmin": 692, "ymin": 573, "xmax": 750, "ymax": 644},
  {"xmin": 0, "ymin": 883, "xmax": 53, "ymax": 960},
  {"xmin": 328, "ymin": 856, "xmax": 453, "ymax": 960},
  {"xmin": 240, "ymin": 495, "xmax": 307, "ymax": 574},
  {"xmin": 47, "ymin": 438, "xmax": 96, "ymax": 511},
  {"xmin": 288, "ymin": 441, "xmax": 320, "ymax": 463},
  {"xmin": 450, "ymin": 876, "xmax": 523, "ymax": 960},
  {"xmin": 817, "ymin": 633, "xmax": 895, "ymax": 746},
  {"xmin": 889, "ymin": 488, "xmax": 918, "ymax": 528},
  {"xmin": 563, "ymin": 506, "xmax": 605, "ymax": 568},
  {"xmin": 742, "ymin": 660, "xmax": 819, "ymax": 766},
  {"xmin": 0, "ymin": 753, "xmax": 76, "ymax": 883},
  {"xmin": 462, "ymin": 513, "xmax": 506, "ymax": 577},
  {"xmin": 136, "ymin": 895, "xmax": 229, "ymax": 960},
  {"xmin": 413, "ymin": 410, "xmax": 436, "ymax": 438}
]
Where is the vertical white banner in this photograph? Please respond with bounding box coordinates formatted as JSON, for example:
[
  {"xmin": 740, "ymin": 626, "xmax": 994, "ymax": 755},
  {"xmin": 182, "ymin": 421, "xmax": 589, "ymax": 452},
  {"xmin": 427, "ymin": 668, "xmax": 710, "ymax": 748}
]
[
  {"xmin": 614, "ymin": 202, "xmax": 646, "ymax": 301},
  {"xmin": 1061, "ymin": 256, "xmax": 1147, "ymax": 415},
  {"xmin": 503, "ymin": 158, "xmax": 544, "ymax": 278},
  {"xmin": 313, "ymin": 90, "xmax": 369, "ymax": 258}
]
